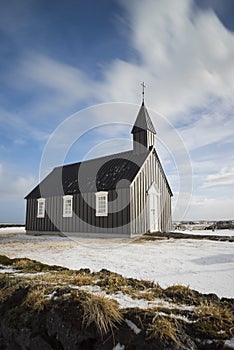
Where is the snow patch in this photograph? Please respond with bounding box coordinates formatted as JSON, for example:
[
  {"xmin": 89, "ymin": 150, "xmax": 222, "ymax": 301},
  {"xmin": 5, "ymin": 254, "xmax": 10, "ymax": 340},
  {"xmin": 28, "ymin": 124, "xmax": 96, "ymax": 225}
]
[
  {"xmin": 156, "ymin": 311, "xmax": 195, "ymax": 324},
  {"xmin": 79, "ymin": 285, "xmax": 102, "ymax": 293},
  {"xmin": 46, "ymin": 291, "xmax": 57, "ymax": 300},
  {"xmin": 107, "ymin": 291, "xmax": 194, "ymax": 311},
  {"xmin": 175, "ymin": 229, "xmax": 234, "ymax": 237},
  {"xmin": 0, "ymin": 227, "xmax": 25, "ymax": 234},
  {"xmin": 125, "ymin": 319, "xmax": 141, "ymax": 334},
  {"xmin": 0, "ymin": 264, "xmax": 15, "ymax": 273},
  {"xmin": 112, "ymin": 343, "xmax": 125, "ymax": 350},
  {"xmin": 225, "ymin": 338, "xmax": 234, "ymax": 349}
]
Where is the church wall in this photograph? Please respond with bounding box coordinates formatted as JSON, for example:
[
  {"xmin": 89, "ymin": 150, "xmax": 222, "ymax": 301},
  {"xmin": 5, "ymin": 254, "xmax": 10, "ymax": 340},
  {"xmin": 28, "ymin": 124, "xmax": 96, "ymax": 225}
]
[
  {"xmin": 25, "ymin": 188, "xmax": 131, "ymax": 236},
  {"xmin": 130, "ymin": 150, "xmax": 172, "ymax": 235}
]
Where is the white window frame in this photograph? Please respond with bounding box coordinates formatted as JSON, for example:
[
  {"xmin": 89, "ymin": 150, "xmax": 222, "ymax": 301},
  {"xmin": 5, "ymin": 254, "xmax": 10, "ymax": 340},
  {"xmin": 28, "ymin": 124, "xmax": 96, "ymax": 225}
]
[
  {"xmin": 37, "ymin": 198, "xmax": 45, "ymax": 218},
  {"xmin": 95, "ymin": 191, "xmax": 108, "ymax": 217},
  {"xmin": 63, "ymin": 195, "xmax": 73, "ymax": 217}
]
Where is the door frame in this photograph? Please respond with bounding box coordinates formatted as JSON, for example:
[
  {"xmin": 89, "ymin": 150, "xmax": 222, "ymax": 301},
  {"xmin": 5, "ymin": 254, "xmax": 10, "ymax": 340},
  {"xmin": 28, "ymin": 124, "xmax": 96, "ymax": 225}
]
[{"xmin": 148, "ymin": 182, "xmax": 160, "ymax": 232}]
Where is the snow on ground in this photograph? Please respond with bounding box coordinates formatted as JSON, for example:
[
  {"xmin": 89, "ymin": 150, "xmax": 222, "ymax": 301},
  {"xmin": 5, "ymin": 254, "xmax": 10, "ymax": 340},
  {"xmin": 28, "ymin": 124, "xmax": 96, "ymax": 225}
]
[
  {"xmin": 0, "ymin": 232, "xmax": 233, "ymax": 298},
  {"xmin": 0, "ymin": 264, "xmax": 15, "ymax": 273},
  {"xmin": 112, "ymin": 343, "xmax": 125, "ymax": 350},
  {"xmin": 125, "ymin": 319, "xmax": 141, "ymax": 334},
  {"xmin": 1, "ymin": 227, "xmax": 233, "ymax": 237},
  {"xmin": 175, "ymin": 229, "xmax": 234, "ymax": 236},
  {"xmin": 0, "ymin": 227, "xmax": 26, "ymax": 234},
  {"xmin": 225, "ymin": 339, "xmax": 234, "ymax": 349}
]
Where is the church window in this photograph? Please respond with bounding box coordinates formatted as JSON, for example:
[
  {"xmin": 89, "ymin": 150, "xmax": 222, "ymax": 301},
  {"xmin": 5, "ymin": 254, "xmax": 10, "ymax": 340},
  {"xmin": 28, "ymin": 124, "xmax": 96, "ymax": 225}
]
[
  {"xmin": 63, "ymin": 195, "xmax": 73, "ymax": 217},
  {"xmin": 95, "ymin": 192, "xmax": 108, "ymax": 216},
  {"xmin": 37, "ymin": 198, "xmax": 45, "ymax": 218}
]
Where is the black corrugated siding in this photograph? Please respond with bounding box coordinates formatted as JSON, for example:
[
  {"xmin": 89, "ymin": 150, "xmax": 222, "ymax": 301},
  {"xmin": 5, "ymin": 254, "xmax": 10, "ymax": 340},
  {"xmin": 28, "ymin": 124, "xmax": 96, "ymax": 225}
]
[{"xmin": 26, "ymin": 189, "xmax": 130, "ymax": 235}]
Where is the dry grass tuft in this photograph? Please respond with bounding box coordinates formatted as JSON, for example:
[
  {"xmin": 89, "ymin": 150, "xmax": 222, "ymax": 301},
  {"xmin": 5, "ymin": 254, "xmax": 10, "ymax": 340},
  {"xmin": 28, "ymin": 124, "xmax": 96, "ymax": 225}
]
[
  {"xmin": 23, "ymin": 287, "xmax": 48, "ymax": 312},
  {"xmin": 165, "ymin": 284, "xmax": 199, "ymax": 305},
  {"xmin": 0, "ymin": 255, "xmax": 12, "ymax": 266},
  {"xmin": 0, "ymin": 286, "xmax": 16, "ymax": 303},
  {"xmin": 72, "ymin": 274, "xmax": 94, "ymax": 286},
  {"xmin": 133, "ymin": 234, "xmax": 166, "ymax": 243},
  {"xmin": 97, "ymin": 273, "xmax": 128, "ymax": 294},
  {"xmin": 0, "ymin": 275, "xmax": 22, "ymax": 303},
  {"xmin": 0, "ymin": 289, "xmax": 7, "ymax": 303},
  {"xmin": 0, "ymin": 273, "xmax": 5, "ymax": 281},
  {"xmin": 11, "ymin": 257, "xmax": 66, "ymax": 273},
  {"xmin": 32, "ymin": 270, "xmax": 95, "ymax": 288},
  {"xmin": 194, "ymin": 302, "xmax": 234, "ymax": 337},
  {"xmin": 96, "ymin": 270, "xmax": 156, "ymax": 297},
  {"xmin": 59, "ymin": 271, "xmax": 94, "ymax": 286},
  {"xmin": 12, "ymin": 258, "xmax": 49, "ymax": 272},
  {"xmin": 147, "ymin": 315, "xmax": 179, "ymax": 344},
  {"xmin": 132, "ymin": 284, "xmax": 163, "ymax": 301},
  {"xmin": 80, "ymin": 292, "xmax": 122, "ymax": 336}
]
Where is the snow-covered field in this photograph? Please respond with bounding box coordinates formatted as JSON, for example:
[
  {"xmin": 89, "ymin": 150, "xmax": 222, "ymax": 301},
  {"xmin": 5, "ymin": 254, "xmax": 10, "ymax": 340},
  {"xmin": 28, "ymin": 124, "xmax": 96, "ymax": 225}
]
[
  {"xmin": 0, "ymin": 227, "xmax": 26, "ymax": 234},
  {"xmin": 175, "ymin": 229, "xmax": 234, "ymax": 236},
  {"xmin": 0, "ymin": 228, "xmax": 233, "ymax": 298}
]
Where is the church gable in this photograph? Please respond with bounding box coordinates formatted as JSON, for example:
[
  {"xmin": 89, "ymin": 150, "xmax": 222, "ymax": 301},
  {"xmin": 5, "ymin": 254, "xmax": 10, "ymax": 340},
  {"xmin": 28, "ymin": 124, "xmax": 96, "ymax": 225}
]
[{"xmin": 130, "ymin": 148, "xmax": 172, "ymax": 234}]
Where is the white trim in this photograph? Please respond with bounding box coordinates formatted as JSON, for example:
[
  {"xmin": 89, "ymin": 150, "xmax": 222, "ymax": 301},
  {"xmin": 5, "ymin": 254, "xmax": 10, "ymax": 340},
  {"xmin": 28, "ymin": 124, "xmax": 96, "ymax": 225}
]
[
  {"xmin": 37, "ymin": 198, "xmax": 45, "ymax": 218},
  {"xmin": 147, "ymin": 182, "xmax": 160, "ymax": 195},
  {"xmin": 95, "ymin": 191, "xmax": 108, "ymax": 216},
  {"xmin": 63, "ymin": 195, "xmax": 73, "ymax": 217},
  {"xmin": 148, "ymin": 183, "xmax": 160, "ymax": 232}
]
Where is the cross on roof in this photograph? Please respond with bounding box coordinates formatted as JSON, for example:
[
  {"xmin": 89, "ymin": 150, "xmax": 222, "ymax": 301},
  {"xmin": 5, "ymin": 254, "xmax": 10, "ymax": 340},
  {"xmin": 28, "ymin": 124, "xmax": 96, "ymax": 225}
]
[{"xmin": 141, "ymin": 82, "xmax": 146, "ymax": 104}]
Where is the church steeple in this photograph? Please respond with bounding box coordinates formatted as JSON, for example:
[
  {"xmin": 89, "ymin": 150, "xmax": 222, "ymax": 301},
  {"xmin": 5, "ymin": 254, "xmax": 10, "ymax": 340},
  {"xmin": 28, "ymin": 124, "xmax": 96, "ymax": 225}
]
[{"xmin": 131, "ymin": 85, "xmax": 156, "ymax": 154}]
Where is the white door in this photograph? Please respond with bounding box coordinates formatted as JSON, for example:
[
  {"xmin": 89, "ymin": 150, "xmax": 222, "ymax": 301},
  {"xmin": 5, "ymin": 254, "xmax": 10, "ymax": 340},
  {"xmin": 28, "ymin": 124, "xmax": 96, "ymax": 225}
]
[{"xmin": 148, "ymin": 183, "xmax": 159, "ymax": 232}]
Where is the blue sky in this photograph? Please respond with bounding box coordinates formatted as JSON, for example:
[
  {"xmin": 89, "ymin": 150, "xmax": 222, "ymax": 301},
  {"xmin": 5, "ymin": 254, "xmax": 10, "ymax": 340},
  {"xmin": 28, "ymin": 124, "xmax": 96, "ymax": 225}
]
[{"xmin": 0, "ymin": 0, "xmax": 234, "ymax": 223}]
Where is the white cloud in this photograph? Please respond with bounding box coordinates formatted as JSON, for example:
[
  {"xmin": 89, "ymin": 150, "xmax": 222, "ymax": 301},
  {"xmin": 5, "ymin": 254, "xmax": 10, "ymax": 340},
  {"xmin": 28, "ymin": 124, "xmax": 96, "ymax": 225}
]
[
  {"xmin": 14, "ymin": 138, "xmax": 26, "ymax": 145},
  {"xmin": 99, "ymin": 0, "xmax": 234, "ymax": 119},
  {"xmin": 0, "ymin": 108, "xmax": 49, "ymax": 142},
  {"xmin": 179, "ymin": 110, "xmax": 234, "ymax": 151},
  {"xmin": 4, "ymin": 0, "xmax": 234, "ymax": 127},
  {"xmin": 0, "ymin": 163, "xmax": 3, "ymax": 176},
  {"xmin": 7, "ymin": 0, "xmax": 234, "ymax": 126},
  {"xmin": 0, "ymin": 163, "xmax": 36, "ymax": 200},
  {"xmin": 184, "ymin": 195, "xmax": 234, "ymax": 221},
  {"xmin": 173, "ymin": 191, "xmax": 234, "ymax": 221},
  {"xmin": 9, "ymin": 0, "xmax": 234, "ymax": 121},
  {"xmin": 203, "ymin": 168, "xmax": 234, "ymax": 187},
  {"xmin": 11, "ymin": 53, "xmax": 96, "ymax": 111},
  {"xmin": 0, "ymin": 164, "xmax": 36, "ymax": 223}
]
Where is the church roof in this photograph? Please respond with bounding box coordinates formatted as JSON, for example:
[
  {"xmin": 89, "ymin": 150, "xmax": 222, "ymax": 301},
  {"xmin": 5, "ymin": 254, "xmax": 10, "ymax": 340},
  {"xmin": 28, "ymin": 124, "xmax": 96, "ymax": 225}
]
[
  {"xmin": 131, "ymin": 102, "xmax": 156, "ymax": 134},
  {"xmin": 25, "ymin": 150, "xmax": 150, "ymax": 199}
]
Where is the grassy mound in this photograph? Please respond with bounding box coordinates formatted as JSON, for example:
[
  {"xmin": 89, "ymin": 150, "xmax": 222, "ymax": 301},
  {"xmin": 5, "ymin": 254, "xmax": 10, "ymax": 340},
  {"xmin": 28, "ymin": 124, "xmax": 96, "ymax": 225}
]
[{"xmin": 0, "ymin": 255, "xmax": 233, "ymax": 349}]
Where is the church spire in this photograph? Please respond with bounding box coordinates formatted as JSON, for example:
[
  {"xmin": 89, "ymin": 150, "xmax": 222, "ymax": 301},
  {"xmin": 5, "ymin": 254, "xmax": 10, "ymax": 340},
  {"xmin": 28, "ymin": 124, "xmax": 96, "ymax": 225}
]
[{"xmin": 131, "ymin": 87, "xmax": 156, "ymax": 154}]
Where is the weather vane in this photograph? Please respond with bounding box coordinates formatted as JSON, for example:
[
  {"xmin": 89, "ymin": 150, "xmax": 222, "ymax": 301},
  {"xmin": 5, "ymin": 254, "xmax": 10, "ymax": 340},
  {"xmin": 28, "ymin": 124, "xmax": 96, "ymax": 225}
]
[{"xmin": 141, "ymin": 82, "xmax": 146, "ymax": 104}]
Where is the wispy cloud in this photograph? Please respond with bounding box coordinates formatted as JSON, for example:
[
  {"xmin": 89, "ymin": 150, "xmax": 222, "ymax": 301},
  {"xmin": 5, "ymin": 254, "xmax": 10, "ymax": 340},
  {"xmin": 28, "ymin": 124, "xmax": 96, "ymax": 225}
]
[
  {"xmin": 116, "ymin": 0, "xmax": 234, "ymax": 118},
  {"xmin": 172, "ymin": 191, "xmax": 234, "ymax": 221},
  {"xmin": 185, "ymin": 195, "xmax": 234, "ymax": 220},
  {"xmin": 0, "ymin": 107, "xmax": 49, "ymax": 142},
  {"xmin": 0, "ymin": 163, "xmax": 36, "ymax": 199},
  {"xmin": 0, "ymin": 162, "xmax": 36, "ymax": 222},
  {"xmin": 179, "ymin": 109, "xmax": 234, "ymax": 151},
  {"xmin": 203, "ymin": 168, "xmax": 234, "ymax": 187}
]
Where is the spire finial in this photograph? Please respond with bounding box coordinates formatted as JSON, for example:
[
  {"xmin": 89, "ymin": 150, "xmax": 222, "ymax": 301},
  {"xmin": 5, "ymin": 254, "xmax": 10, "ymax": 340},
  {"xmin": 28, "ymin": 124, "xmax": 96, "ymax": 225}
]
[{"xmin": 141, "ymin": 82, "xmax": 146, "ymax": 105}]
